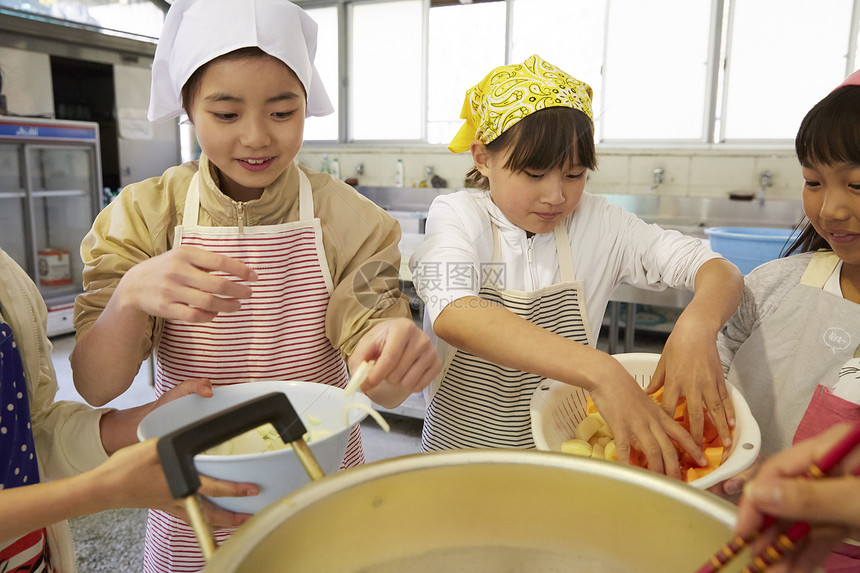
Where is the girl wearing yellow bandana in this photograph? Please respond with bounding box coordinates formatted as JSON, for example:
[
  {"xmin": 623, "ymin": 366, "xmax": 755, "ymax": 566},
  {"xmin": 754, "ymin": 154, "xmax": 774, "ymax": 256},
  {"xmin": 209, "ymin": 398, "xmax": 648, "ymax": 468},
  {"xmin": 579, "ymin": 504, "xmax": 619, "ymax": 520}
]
[{"xmin": 410, "ymin": 55, "xmax": 744, "ymax": 479}]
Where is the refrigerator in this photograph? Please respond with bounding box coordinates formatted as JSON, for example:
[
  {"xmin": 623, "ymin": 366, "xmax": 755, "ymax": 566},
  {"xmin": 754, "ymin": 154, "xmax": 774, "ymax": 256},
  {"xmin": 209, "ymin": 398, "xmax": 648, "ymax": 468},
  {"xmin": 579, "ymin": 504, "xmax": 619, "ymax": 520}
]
[{"xmin": 0, "ymin": 117, "xmax": 103, "ymax": 336}]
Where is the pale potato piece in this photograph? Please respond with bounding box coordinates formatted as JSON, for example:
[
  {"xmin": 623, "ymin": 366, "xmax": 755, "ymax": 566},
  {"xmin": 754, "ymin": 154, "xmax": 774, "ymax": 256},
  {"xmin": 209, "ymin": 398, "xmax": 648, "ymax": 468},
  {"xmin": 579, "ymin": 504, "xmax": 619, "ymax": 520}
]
[
  {"xmin": 595, "ymin": 423, "xmax": 615, "ymax": 440},
  {"xmin": 591, "ymin": 442, "xmax": 605, "ymax": 458},
  {"xmin": 603, "ymin": 440, "xmax": 617, "ymax": 461},
  {"xmin": 205, "ymin": 424, "xmax": 284, "ymax": 455},
  {"xmin": 575, "ymin": 415, "xmax": 603, "ymax": 442},
  {"xmin": 561, "ymin": 438, "xmax": 593, "ymax": 456},
  {"xmin": 595, "ymin": 436, "xmax": 612, "ymax": 448}
]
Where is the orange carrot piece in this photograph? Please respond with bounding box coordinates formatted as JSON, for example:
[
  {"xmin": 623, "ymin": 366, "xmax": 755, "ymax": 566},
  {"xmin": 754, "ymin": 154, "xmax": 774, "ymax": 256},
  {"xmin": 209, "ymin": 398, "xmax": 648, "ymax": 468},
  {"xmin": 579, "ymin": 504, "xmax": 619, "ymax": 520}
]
[{"xmin": 580, "ymin": 388, "xmax": 732, "ymax": 483}]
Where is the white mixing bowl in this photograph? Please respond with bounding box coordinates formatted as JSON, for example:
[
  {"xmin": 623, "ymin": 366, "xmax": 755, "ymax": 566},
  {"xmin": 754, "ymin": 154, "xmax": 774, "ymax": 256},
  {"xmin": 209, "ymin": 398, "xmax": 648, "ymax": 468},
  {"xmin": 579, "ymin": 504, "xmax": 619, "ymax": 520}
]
[{"xmin": 138, "ymin": 380, "xmax": 370, "ymax": 513}]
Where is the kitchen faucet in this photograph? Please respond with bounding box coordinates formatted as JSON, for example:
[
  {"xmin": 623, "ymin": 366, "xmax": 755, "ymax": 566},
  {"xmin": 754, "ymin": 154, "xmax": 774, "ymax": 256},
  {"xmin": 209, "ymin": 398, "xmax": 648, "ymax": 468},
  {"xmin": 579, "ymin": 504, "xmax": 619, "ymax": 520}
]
[
  {"xmin": 758, "ymin": 170, "xmax": 772, "ymax": 204},
  {"xmin": 649, "ymin": 168, "xmax": 664, "ymax": 192}
]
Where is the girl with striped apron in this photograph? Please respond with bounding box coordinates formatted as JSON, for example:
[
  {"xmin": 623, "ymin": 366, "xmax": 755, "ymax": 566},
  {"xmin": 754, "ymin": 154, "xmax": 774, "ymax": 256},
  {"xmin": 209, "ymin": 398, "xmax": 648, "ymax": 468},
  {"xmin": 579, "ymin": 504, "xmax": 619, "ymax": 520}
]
[
  {"xmin": 143, "ymin": 168, "xmax": 363, "ymax": 573},
  {"xmin": 422, "ymin": 221, "xmax": 592, "ymax": 450}
]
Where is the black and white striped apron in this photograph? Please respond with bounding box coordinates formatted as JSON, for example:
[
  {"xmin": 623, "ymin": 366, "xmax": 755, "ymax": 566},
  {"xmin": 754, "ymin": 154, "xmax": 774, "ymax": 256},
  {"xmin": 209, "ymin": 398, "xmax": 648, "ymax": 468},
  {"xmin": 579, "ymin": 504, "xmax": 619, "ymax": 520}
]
[{"xmin": 421, "ymin": 222, "xmax": 592, "ymax": 450}]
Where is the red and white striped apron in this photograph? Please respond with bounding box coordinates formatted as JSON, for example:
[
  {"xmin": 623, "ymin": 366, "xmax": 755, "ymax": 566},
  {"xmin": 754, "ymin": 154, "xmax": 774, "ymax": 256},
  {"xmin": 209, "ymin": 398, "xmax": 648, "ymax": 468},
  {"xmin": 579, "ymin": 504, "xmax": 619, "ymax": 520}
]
[{"xmin": 143, "ymin": 168, "xmax": 361, "ymax": 573}]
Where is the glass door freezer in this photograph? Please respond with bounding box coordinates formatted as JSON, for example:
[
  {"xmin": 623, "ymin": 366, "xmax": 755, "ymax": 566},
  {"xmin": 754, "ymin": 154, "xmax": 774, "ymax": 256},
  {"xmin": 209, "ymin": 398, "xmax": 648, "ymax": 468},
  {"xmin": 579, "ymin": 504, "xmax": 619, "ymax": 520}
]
[{"xmin": 0, "ymin": 117, "xmax": 103, "ymax": 336}]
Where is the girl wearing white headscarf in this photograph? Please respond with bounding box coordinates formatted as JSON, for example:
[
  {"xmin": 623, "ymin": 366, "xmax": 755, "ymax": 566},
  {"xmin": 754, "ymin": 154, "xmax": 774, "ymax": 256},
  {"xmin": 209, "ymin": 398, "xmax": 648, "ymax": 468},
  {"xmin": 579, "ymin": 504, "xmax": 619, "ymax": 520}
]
[{"xmin": 71, "ymin": 1, "xmax": 440, "ymax": 570}]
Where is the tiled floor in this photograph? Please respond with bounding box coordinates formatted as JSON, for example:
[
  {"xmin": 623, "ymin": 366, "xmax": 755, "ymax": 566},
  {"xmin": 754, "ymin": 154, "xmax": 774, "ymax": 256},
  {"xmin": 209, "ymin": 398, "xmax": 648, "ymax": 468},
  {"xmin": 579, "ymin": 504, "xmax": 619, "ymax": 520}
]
[
  {"xmin": 51, "ymin": 334, "xmax": 156, "ymax": 410},
  {"xmin": 49, "ymin": 333, "xmax": 424, "ymax": 571}
]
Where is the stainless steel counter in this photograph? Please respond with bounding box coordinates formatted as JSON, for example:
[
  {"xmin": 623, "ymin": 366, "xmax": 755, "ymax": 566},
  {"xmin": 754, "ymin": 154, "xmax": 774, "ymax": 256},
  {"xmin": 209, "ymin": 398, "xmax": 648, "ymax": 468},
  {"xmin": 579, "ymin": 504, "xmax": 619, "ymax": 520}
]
[{"xmin": 602, "ymin": 194, "xmax": 803, "ymax": 352}]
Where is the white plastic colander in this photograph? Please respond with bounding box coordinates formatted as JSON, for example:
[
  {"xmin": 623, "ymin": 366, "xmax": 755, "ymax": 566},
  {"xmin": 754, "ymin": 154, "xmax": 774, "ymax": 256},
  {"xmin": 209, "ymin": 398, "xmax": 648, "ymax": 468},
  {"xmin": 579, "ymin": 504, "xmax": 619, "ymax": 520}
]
[{"xmin": 529, "ymin": 353, "xmax": 761, "ymax": 489}]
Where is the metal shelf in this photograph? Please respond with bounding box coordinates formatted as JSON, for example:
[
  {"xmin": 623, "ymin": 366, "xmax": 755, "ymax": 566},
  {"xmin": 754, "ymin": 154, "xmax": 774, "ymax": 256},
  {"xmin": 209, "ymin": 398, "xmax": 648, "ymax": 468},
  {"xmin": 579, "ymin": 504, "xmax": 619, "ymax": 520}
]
[{"xmin": 32, "ymin": 189, "xmax": 88, "ymax": 198}]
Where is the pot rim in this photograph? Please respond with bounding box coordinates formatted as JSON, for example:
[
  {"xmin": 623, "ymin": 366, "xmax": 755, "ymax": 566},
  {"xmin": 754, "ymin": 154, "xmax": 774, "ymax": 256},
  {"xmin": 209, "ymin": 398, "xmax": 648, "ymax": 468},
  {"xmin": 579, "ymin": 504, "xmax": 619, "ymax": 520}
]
[{"xmin": 208, "ymin": 449, "xmax": 739, "ymax": 570}]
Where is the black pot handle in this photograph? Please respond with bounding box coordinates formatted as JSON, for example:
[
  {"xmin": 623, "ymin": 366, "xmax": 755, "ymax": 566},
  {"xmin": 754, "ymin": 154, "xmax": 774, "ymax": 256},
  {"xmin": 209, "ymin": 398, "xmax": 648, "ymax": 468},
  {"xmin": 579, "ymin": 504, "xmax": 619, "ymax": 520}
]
[{"xmin": 157, "ymin": 392, "xmax": 307, "ymax": 500}]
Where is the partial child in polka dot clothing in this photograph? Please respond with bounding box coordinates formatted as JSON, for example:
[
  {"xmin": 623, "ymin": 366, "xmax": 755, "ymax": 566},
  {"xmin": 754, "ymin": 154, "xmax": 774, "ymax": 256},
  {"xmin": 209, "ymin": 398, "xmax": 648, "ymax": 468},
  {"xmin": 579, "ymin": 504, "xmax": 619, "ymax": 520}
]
[{"xmin": 0, "ymin": 248, "xmax": 257, "ymax": 572}]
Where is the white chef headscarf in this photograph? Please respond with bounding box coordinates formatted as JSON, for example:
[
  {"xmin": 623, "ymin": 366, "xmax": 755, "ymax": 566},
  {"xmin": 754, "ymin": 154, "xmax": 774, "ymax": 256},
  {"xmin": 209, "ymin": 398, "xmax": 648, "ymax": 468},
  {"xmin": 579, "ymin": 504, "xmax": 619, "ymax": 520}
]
[{"xmin": 147, "ymin": 0, "xmax": 334, "ymax": 123}]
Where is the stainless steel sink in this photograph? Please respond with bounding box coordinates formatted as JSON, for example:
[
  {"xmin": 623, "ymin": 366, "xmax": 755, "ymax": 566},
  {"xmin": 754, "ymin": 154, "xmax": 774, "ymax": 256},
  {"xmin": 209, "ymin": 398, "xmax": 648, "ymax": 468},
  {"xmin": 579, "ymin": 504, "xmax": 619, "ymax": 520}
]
[
  {"xmin": 599, "ymin": 195, "xmax": 803, "ymax": 352},
  {"xmin": 601, "ymin": 194, "xmax": 804, "ymax": 236},
  {"xmin": 355, "ymin": 186, "xmax": 453, "ymax": 213},
  {"xmin": 355, "ymin": 187, "xmax": 804, "ymax": 234}
]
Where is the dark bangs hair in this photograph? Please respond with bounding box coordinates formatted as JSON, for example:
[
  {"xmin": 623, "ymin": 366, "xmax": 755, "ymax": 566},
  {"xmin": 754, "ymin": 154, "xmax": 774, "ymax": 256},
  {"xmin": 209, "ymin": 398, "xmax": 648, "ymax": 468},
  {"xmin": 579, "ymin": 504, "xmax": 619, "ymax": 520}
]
[
  {"xmin": 180, "ymin": 47, "xmax": 269, "ymax": 120},
  {"xmin": 786, "ymin": 84, "xmax": 860, "ymax": 255},
  {"xmin": 466, "ymin": 106, "xmax": 597, "ymax": 190}
]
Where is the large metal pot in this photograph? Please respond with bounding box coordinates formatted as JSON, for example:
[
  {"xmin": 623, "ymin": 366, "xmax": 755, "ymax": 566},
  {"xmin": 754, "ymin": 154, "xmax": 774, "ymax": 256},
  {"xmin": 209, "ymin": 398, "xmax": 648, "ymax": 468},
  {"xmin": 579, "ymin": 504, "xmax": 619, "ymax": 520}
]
[{"xmin": 204, "ymin": 449, "xmax": 749, "ymax": 572}]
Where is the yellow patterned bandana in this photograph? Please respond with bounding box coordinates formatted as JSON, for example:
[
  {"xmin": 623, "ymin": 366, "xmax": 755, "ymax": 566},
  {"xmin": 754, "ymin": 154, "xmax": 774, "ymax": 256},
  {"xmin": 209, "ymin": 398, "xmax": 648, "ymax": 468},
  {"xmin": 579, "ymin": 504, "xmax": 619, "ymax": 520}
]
[{"xmin": 448, "ymin": 54, "xmax": 593, "ymax": 153}]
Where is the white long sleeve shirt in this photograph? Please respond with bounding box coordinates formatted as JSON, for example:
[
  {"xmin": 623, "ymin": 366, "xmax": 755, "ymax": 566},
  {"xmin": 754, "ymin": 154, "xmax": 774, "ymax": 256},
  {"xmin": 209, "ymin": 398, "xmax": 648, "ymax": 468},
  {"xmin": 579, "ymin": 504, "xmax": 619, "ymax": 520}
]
[{"xmin": 409, "ymin": 189, "xmax": 720, "ymax": 343}]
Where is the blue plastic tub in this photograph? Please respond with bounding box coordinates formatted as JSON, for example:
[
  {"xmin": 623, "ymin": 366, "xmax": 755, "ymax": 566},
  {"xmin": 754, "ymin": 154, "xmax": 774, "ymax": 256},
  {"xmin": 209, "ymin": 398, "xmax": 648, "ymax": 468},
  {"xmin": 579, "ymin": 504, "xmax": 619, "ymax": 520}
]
[{"xmin": 704, "ymin": 227, "xmax": 799, "ymax": 275}]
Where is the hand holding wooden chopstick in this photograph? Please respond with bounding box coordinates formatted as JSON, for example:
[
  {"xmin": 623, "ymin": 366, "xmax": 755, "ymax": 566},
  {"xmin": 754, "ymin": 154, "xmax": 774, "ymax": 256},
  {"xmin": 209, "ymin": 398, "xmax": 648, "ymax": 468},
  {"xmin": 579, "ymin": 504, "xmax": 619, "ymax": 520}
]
[
  {"xmin": 344, "ymin": 360, "xmax": 375, "ymax": 397},
  {"xmin": 697, "ymin": 422, "xmax": 860, "ymax": 573}
]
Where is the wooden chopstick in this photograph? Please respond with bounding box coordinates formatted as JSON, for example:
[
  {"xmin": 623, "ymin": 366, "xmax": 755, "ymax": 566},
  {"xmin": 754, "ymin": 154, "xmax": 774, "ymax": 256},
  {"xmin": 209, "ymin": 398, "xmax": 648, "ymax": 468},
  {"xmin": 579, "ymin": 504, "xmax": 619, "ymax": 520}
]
[
  {"xmin": 740, "ymin": 458, "xmax": 860, "ymax": 573},
  {"xmin": 696, "ymin": 422, "xmax": 860, "ymax": 573},
  {"xmin": 343, "ymin": 360, "xmax": 375, "ymax": 397}
]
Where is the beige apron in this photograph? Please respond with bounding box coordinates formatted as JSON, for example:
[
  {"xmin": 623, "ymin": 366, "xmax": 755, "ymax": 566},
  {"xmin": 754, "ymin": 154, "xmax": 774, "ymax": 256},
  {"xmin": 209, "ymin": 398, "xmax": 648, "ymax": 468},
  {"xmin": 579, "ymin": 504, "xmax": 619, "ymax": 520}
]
[
  {"xmin": 143, "ymin": 169, "xmax": 358, "ymax": 573},
  {"xmin": 727, "ymin": 252, "xmax": 860, "ymax": 570},
  {"xmin": 727, "ymin": 251, "xmax": 860, "ymax": 457},
  {"xmin": 421, "ymin": 222, "xmax": 593, "ymax": 451}
]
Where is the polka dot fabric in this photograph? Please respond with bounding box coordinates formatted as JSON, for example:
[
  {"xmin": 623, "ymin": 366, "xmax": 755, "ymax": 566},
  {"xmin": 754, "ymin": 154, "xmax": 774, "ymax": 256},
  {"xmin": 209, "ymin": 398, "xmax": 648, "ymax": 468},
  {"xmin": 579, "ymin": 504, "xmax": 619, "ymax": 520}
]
[{"xmin": 0, "ymin": 322, "xmax": 40, "ymax": 491}]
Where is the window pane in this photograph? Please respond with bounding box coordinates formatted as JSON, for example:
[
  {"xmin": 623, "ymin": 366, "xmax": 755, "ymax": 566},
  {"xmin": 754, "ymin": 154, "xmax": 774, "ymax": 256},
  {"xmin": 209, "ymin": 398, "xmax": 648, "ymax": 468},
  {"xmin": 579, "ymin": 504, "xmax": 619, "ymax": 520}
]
[
  {"xmin": 602, "ymin": 0, "xmax": 712, "ymax": 140},
  {"xmin": 87, "ymin": 0, "xmax": 164, "ymax": 38},
  {"xmin": 350, "ymin": 0, "xmax": 423, "ymax": 140},
  {"xmin": 303, "ymin": 6, "xmax": 339, "ymax": 141},
  {"xmin": 427, "ymin": 2, "xmax": 506, "ymax": 145},
  {"xmin": 4, "ymin": 0, "xmax": 163, "ymax": 39},
  {"xmin": 723, "ymin": 0, "xmax": 852, "ymax": 140},
  {"xmin": 511, "ymin": 0, "xmax": 606, "ymax": 141}
]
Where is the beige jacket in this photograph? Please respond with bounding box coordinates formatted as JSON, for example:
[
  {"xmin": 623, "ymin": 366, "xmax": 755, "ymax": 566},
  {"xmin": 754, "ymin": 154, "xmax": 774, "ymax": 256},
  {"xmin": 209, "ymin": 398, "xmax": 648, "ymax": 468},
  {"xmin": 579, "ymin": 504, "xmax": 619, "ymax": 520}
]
[
  {"xmin": 75, "ymin": 156, "xmax": 409, "ymax": 362},
  {"xmin": 0, "ymin": 249, "xmax": 110, "ymax": 573}
]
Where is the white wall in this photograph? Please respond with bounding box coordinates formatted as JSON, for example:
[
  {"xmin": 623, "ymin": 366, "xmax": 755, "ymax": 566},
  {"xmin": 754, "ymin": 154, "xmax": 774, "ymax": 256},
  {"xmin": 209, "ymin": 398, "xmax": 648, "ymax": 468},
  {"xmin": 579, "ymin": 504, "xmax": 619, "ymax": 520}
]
[
  {"xmin": 0, "ymin": 45, "xmax": 180, "ymax": 188},
  {"xmin": 297, "ymin": 144, "xmax": 801, "ymax": 201},
  {"xmin": 113, "ymin": 64, "xmax": 180, "ymax": 186},
  {"xmin": 0, "ymin": 46, "xmax": 53, "ymax": 116}
]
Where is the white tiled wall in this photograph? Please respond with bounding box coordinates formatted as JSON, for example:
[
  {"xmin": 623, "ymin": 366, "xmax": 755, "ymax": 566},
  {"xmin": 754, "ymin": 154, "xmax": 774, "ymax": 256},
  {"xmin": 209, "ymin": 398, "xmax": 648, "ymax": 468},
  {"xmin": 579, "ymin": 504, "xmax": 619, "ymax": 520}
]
[{"xmin": 297, "ymin": 144, "xmax": 801, "ymax": 201}]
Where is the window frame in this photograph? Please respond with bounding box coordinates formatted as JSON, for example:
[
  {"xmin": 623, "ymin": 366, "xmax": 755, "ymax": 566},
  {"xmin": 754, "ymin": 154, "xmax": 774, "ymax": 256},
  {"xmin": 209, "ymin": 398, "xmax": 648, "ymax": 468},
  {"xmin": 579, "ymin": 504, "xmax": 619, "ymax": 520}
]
[
  {"xmin": 718, "ymin": 0, "xmax": 860, "ymax": 143},
  {"xmin": 295, "ymin": 0, "xmax": 860, "ymax": 146}
]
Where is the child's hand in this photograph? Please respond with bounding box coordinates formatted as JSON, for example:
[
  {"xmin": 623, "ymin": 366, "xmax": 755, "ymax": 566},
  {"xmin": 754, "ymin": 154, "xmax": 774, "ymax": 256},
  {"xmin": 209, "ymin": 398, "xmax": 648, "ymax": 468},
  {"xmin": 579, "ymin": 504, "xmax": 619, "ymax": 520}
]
[
  {"xmin": 647, "ymin": 319, "xmax": 734, "ymax": 448},
  {"xmin": 348, "ymin": 317, "xmax": 441, "ymax": 408},
  {"xmin": 99, "ymin": 378, "xmax": 218, "ymax": 455},
  {"xmin": 590, "ymin": 365, "xmax": 707, "ymax": 479},
  {"xmin": 114, "ymin": 245, "xmax": 258, "ymax": 323},
  {"xmin": 95, "ymin": 438, "xmax": 258, "ymax": 529},
  {"xmin": 706, "ymin": 455, "xmax": 762, "ymax": 503},
  {"xmin": 154, "ymin": 377, "xmax": 215, "ymax": 408}
]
